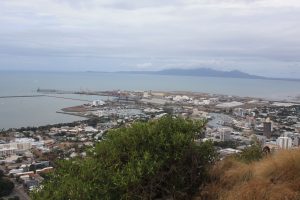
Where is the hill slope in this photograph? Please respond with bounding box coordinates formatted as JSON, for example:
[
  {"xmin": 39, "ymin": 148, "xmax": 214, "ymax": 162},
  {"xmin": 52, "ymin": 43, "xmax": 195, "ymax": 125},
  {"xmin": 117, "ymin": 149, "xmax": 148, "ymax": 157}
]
[{"xmin": 194, "ymin": 150, "xmax": 300, "ymax": 200}]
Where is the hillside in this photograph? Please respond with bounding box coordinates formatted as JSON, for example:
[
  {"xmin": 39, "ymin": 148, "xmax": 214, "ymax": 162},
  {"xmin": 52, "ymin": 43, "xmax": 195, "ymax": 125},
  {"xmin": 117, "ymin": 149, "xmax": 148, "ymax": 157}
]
[{"xmin": 194, "ymin": 150, "xmax": 300, "ymax": 200}]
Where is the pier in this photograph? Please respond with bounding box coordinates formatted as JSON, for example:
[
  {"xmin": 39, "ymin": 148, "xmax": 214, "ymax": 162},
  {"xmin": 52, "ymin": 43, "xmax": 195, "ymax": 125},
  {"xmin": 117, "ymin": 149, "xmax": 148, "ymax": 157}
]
[
  {"xmin": 0, "ymin": 94, "xmax": 91, "ymax": 103},
  {"xmin": 0, "ymin": 95, "xmax": 45, "ymax": 98}
]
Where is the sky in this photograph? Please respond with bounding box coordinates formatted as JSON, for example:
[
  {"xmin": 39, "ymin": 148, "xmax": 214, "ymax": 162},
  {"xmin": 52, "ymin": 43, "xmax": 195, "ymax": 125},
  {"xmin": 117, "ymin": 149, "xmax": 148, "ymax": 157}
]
[{"xmin": 0, "ymin": 0, "xmax": 300, "ymax": 78}]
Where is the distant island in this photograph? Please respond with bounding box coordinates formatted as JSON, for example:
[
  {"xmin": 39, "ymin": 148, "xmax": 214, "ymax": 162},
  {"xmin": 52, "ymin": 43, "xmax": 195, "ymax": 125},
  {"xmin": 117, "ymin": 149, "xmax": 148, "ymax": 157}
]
[{"xmin": 112, "ymin": 68, "xmax": 300, "ymax": 82}]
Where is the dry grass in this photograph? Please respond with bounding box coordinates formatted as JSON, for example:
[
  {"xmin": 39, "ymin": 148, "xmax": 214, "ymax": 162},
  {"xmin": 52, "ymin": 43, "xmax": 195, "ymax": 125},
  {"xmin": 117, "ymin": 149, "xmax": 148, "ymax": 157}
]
[{"xmin": 194, "ymin": 150, "xmax": 300, "ymax": 200}]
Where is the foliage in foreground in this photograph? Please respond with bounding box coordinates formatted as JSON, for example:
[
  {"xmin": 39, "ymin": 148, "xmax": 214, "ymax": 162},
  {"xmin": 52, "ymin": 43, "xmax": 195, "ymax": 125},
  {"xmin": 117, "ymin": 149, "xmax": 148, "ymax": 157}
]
[
  {"xmin": 195, "ymin": 149, "xmax": 300, "ymax": 200},
  {"xmin": 31, "ymin": 116, "xmax": 216, "ymax": 200},
  {"xmin": 0, "ymin": 170, "xmax": 14, "ymax": 197}
]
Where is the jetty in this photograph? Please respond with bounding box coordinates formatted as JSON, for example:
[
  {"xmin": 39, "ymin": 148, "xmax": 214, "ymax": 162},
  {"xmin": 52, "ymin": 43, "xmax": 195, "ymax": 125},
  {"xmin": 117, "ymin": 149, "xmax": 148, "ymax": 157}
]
[{"xmin": 0, "ymin": 95, "xmax": 45, "ymax": 99}]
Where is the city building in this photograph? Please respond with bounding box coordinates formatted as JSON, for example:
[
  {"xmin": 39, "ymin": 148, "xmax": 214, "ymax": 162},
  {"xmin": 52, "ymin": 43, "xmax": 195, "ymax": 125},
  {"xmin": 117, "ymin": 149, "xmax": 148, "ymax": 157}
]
[
  {"xmin": 0, "ymin": 139, "xmax": 32, "ymax": 157},
  {"xmin": 263, "ymin": 118, "xmax": 272, "ymax": 138},
  {"xmin": 92, "ymin": 100, "xmax": 105, "ymax": 107},
  {"xmin": 220, "ymin": 128, "xmax": 232, "ymax": 142},
  {"xmin": 0, "ymin": 147, "xmax": 17, "ymax": 157},
  {"xmin": 276, "ymin": 137, "xmax": 292, "ymax": 149},
  {"xmin": 233, "ymin": 108, "xmax": 245, "ymax": 117}
]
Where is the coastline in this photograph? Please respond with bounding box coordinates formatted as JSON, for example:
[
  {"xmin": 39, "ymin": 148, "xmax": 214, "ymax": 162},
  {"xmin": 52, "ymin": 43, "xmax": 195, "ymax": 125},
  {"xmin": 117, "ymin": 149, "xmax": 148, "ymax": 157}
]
[{"xmin": 1, "ymin": 89, "xmax": 299, "ymax": 131}]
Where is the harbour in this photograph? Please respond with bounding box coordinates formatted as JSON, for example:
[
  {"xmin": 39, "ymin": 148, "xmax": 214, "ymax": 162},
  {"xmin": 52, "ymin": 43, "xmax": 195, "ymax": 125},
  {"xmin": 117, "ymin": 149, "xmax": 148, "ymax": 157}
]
[{"xmin": 1, "ymin": 71, "xmax": 300, "ymax": 130}]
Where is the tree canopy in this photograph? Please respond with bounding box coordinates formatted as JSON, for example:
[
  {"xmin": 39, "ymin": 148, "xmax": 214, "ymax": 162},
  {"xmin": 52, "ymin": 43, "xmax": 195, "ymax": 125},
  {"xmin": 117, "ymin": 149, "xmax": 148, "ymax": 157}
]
[
  {"xmin": 0, "ymin": 177, "xmax": 14, "ymax": 197},
  {"xmin": 31, "ymin": 116, "xmax": 216, "ymax": 200}
]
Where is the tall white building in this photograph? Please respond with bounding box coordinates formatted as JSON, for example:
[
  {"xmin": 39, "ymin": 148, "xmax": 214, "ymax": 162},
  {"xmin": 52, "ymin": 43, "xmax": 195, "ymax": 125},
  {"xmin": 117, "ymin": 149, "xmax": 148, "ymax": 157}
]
[
  {"xmin": 0, "ymin": 140, "xmax": 32, "ymax": 157},
  {"xmin": 220, "ymin": 128, "xmax": 232, "ymax": 142},
  {"xmin": 276, "ymin": 137, "xmax": 292, "ymax": 149}
]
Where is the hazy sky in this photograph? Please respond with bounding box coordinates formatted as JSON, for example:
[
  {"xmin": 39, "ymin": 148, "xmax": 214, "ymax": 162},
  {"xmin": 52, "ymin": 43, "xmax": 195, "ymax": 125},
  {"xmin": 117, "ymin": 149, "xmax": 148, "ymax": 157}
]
[{"xmin": 0, "ymin": 0, "xmax": 300, "ymax": 78}]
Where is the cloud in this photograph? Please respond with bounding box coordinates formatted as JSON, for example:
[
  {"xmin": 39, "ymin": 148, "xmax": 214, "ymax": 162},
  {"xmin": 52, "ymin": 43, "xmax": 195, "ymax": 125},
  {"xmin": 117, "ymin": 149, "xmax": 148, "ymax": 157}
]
[{"xmin": 0, "ymin": 0, "xmax": 299, "ymax": 78}]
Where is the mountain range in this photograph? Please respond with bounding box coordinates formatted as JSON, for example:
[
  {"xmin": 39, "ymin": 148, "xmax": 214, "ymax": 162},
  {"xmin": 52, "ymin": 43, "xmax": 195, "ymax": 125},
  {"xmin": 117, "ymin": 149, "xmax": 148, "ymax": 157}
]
[{"xmin": 115, "ymin": 68, "xmax": 300, "ymax": 81}]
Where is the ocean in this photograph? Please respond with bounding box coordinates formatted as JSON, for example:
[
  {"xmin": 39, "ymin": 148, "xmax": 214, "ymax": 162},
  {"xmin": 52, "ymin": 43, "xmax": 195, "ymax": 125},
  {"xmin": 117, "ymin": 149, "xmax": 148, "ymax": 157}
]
[{"xmin": 0, "ymin": 71, "xmax": 299, "ymax": 129}]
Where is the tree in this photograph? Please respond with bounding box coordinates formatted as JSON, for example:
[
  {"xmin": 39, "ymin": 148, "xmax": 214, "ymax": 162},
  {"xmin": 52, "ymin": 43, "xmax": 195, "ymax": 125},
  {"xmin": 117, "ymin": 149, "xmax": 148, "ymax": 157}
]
[
  {"xmin": 32, "ymin": 116, "xmax": 216, "ymax": 200},
  {"xmin": 0, "ymin": 178, "xmax": 14, "ymax": 197}
]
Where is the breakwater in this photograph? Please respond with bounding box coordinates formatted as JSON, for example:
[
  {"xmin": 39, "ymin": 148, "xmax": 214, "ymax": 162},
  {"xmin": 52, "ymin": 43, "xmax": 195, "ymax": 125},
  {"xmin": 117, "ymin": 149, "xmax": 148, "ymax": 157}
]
[{"xmin": 0, "ymin": 95, "xmax": 45, "ymax": 98}]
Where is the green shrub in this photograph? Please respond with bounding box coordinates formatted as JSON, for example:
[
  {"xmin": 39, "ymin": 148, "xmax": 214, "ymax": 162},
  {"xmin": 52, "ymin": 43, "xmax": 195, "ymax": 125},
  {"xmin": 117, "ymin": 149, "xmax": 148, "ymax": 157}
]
[
  {"xmin": 31, "ymin": 116, "xmax": 216, "ymax": 200},
  {"xmin": 236, "ymin": 143, "xmax": 263, "ymax": 163}
]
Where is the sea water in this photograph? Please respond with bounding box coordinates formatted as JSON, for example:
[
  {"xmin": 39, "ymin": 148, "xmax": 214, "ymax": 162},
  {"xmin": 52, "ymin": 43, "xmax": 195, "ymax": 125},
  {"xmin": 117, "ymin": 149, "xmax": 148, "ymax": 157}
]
[{"xmin": 0, "ymin": 71, "xmax": 299, "ymax": 129}]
